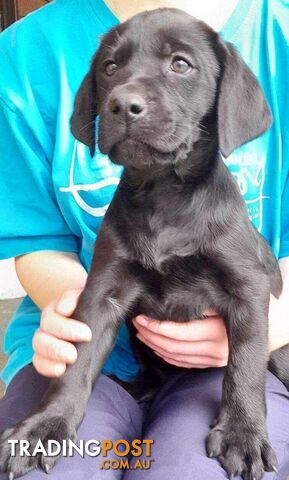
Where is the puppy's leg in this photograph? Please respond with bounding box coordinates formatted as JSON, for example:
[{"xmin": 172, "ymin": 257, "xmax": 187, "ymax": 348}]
[
  {"xmin": 0, "ymin": 230, "xmax": 143, "ymax": 478},
  {"xmin": 206, "ymin": 278, "xmax": 277, "ymax": 480}
]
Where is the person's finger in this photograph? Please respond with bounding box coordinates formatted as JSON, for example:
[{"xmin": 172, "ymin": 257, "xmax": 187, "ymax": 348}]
[
  {"xmin": 33, "ymin": 353, "xmax": 66, "ymax": 378},
  {"xmin": 136, "ymin": 331, "xmax": 226, "ymax": 361},
  {"xmin": 154, "ymin": 349, "xmax": 226, "ymax": 367},
  {"xmin": 134, "ymin": 315, "xmax": 225, "ymax": 342},
  {"xmin": 202, "ymin": 308, "xmax": 219, "ymax": 317},
  {"xmin": 41, "ymin": 306, "xmax": 92, "ymax": 342},
  {"xmin": 33, "ymin": 329, "xmax": 78, "ymax": 364},
  {"xmin": 153, "ymin": 352, "xmax": 210, "ymax": 369},
  {"xmin": 135, "ymin": 323, "xmax": 227, "ymax": 356},
  {"xmin": 55, "ymin": 288, "xmax": 83, "ymax": 317}
]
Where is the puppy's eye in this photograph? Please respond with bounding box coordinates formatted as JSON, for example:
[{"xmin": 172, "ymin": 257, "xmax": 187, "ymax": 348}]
[
  {"xmin": 105, "ymin": 62, "xmax": 118, "ymax": 76},
  {"xmin": 170, "ymin": 57, "xmax": 192, "ymax": 74}
]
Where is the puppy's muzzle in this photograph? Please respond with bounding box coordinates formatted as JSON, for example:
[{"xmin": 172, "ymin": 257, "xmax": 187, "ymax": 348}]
[
  {"xmin": 98, "ymin": 80, "xmax": 176, "ymax": 156},
  {"xmin": 108, "ymin": 87, "xmax": 148, "ymax": 123}
]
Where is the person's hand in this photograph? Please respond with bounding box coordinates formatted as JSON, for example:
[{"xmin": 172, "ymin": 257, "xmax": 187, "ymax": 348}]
[
  {"xmin": 32, "ymin": 288, "xmax": 92, "ymax": 377},
  {"xmin": 133, "ymin": 309, "xmax": 228, "ymax": 368}
]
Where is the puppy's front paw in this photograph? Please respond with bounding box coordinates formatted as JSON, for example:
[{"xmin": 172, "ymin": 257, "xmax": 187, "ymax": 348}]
[
  {"xmin": 0, "ymin": 413, "xmax": 77, "ymax": 478},
  {"xmin": 206, "ymin": 421, "xmax": 277, "ymax": 480}
]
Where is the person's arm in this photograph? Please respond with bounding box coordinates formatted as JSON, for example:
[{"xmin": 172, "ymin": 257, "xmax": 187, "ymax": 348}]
[
  {"xmin": 15, "ymin": 250, "xmax": 87, "ymax": 309},
  {"xmin": 133, "ymin": 257, "xmax": 289, "ymax": 368},
  {"xmin": 14, "ymin": 250, "xmax": 92, "ymax": 377}
]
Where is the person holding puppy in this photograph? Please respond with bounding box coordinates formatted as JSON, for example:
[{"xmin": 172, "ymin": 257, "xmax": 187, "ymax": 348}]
[{"xmin": 0, "ymin": 0, "xmax": 289, "ymax": 478}]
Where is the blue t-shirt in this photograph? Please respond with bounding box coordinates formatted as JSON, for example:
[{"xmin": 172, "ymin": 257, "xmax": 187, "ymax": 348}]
[{"xmin": 0, "ymin": 0, "xmax": 288, "ymax": 387}]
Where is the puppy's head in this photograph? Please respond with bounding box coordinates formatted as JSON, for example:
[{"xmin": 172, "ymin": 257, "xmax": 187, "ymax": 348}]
[{"xmin": 71, "ymin": 8, "xmax": 271, "ymax": 170}]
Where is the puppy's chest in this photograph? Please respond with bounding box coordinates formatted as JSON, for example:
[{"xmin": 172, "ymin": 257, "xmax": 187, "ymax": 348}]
[
  {"xmin": 131, "ymin": 222, "xmax": 172, "ymax": 271},
  {"xmin": 118, "ymin": 179, "xmax": 210, "ymax": 271},
  {"xmin": 129, "ymin": 210, "xmax": 200, "ymax": 272}
]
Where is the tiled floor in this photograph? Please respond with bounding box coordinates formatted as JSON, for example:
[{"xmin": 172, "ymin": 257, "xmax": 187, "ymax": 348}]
[{"xmin": 0, "ymin": 298, "xmax": 21, "ymax": 397}]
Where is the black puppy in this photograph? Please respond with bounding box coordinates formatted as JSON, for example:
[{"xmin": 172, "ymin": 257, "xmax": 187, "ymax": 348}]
[{"xmin": 1, "ymin": 8, "xmax": 289, "ymax": 480}]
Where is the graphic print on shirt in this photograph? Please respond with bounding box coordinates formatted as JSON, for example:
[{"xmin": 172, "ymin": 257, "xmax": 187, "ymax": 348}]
[
  {"xmin": 224, "ymin": 151, "xmax": 269, "ymax": 232},
  {"xmin": 59, "ymin": 141, "xmax": 122, "ymax": 218}
]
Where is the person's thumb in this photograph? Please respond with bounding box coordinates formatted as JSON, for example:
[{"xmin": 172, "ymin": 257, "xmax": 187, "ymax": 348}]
[{"xmin": 55, "ymin": 287, "xmax": 83, "ymax": 317}]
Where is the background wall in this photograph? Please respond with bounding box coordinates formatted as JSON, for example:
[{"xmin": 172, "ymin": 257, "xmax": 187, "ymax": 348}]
[
  {"xmin": 17, "ymin": 0, "xmax": 51, "ymax": 18},
  {"xmin": 0, "ymin": 259, "xmax": 25, "ymax": 299}
]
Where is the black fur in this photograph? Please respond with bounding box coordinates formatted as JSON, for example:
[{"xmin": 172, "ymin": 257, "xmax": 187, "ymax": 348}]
[{"xmin": 1, "ymin": 9, "xmax": 288, "ymax": 480}]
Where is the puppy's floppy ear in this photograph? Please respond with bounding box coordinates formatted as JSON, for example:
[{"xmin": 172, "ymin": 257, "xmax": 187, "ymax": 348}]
[
  {"xmin": 217, "ymin": 42, "xmax": 272, "ymax": 158},
  {"xmin": 70, "ymin": 68, "xmax": 97, "ymax": 157}
]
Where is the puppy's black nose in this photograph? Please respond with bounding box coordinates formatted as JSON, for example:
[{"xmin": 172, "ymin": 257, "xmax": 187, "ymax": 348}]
[{"xmin": 109, "ymin": 93, "xmax": 147, "ymax": 119}]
